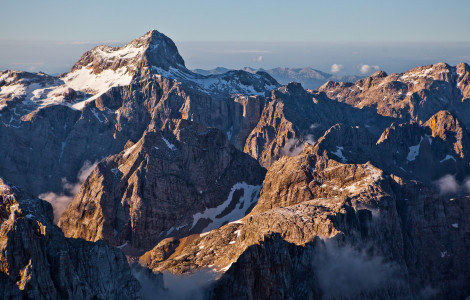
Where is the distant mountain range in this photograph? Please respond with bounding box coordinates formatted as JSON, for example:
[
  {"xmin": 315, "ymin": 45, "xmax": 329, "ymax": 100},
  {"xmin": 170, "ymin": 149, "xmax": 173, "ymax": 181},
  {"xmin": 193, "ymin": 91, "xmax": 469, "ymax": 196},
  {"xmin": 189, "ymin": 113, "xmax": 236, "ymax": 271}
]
[{"xmin": 193, "ymin": 66, "xmax": 363, "ymax": 89}]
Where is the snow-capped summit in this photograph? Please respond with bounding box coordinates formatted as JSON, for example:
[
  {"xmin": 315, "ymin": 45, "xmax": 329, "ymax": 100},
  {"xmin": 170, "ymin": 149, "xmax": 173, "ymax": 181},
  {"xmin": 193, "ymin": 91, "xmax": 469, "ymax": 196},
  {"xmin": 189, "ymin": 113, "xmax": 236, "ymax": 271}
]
[
  {"xmin": 0, "ymin": 30, "xmax": 279, "ymax": 113},
  {"xmin": 71, "ymin": 29, "xmax": 185, "ymax": 75}
]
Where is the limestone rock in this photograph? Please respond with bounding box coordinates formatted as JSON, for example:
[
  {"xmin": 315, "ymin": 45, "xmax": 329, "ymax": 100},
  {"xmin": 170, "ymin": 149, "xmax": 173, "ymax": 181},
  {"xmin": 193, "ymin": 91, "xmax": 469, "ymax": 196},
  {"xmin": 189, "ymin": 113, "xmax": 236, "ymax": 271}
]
[
  {"xmin": 59, "ymin": 119, "xmax": 266, "ymax": 251},
  {"xmin": 0, "ymin": 178, "xmax": 142, "ymax": 299}
]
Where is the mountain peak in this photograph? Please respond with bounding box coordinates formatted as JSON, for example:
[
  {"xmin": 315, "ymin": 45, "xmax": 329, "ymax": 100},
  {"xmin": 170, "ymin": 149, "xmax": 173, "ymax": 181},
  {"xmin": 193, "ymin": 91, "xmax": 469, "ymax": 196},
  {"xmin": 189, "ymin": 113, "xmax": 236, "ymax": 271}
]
[
  {"xmin": 138, "ymin": 29, "xmax": 186, "ymax": 70},
  {"xmin": 71, "ymin": 29, "xmax": 185, "ymax": 75}
]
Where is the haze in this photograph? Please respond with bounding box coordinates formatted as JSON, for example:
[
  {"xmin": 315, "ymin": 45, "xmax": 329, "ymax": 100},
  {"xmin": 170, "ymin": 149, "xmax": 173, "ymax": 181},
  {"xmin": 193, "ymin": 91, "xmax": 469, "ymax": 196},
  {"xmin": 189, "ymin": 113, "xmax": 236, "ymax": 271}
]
[{"xmin": 1, "ymin": 0, "xmax": 469, "ymax": 75}]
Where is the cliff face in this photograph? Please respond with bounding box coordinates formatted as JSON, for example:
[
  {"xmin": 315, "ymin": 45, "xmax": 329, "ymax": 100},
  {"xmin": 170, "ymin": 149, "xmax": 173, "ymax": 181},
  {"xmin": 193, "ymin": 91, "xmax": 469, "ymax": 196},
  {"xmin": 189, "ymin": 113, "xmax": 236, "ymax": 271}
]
[
  {"xmin": 208, "ymin": 234, "xmax": 324, "ymax": 300},
  {"xmin": 243, "ymin": 82, "xmax": 393, "ymax": 168},
  {"xmin": 208, "ymin": 234, "xmax": 413, "ymax": 300},
  {"xmin": 0, "ymin": 178, "xmax": 142, "ymax": 299},
  {"xmin": 59, "ymin": 119, "xmax": 266, "ymax": 251}
]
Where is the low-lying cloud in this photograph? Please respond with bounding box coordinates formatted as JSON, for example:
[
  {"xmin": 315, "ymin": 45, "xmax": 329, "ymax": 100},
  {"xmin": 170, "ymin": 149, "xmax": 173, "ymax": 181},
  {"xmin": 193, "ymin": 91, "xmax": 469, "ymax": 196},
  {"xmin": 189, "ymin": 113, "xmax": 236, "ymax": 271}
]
[
  {"xmin": 281, "ymin": 134, "xmax": 317, "ymax": 157},
  {"xmin": 281, "ymin": 138, "xmax": 305, "ymax": 157},
  {"xmin": 315, "ymin": 242, "xmax": 407, "ymax": 298},
  {"xmin": 39, "ymin": 161, "xmax": 97, "ymax": 222},
  {"xmin": 330, "ymin": 63, "xmax": 343, "ymax": 73},
  {"xmin": 132, "ymin": 264, "xmax": 217, "ymax": 300},
  {"xmin": 435, "ymin": 174, "xmax": 470, "ymax": 195},
  {"xmin": 360, "ymin": 64, "xmax": 380, "ymax": 74}
]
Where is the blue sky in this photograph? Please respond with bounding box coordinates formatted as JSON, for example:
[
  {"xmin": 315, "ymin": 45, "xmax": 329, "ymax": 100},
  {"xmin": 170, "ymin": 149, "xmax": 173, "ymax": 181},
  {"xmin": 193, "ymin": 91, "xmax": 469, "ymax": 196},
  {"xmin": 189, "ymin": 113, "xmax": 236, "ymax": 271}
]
[{"xmin": 1, "ymin": 0, "xmax": 469, "ymax": 75}]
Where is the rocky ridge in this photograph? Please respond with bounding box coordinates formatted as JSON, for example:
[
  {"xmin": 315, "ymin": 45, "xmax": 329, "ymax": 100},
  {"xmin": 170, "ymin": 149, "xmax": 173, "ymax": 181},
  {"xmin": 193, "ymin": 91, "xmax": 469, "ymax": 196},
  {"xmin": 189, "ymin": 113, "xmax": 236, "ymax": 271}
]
[
  {"xmin": 318, "ymin": 62, "xmax": 470, "ymax": 125},
  {"xmin": 0, "ymin": 178, "xmax": 142, "ymax": 299}
]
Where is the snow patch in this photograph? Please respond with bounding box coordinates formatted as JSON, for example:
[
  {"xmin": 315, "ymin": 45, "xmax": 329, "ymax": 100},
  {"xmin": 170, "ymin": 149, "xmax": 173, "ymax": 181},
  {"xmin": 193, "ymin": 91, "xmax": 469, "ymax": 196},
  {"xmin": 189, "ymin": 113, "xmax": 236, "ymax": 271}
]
[
  {"xmin": 123, "ymin": 143, "xmax": 138, "ymax": 158},
  {"xmin": 407, "ymin": 137, "xmax": 423, "ymax": 162},
  {"xmin": 152, "ymin": 66, "xmax": 276, "ymax": 96},
  {"xmin": 200, "ymin": 232, "xmax": 210, "ymax": 238},
  {"xmin": 440, "ymin": 155, "xmax": 456, "ymax": 163},
  {"xmin": 161, "ymin": 135, "xmax": 177, "ymax": 151},
  {"xmin": 191, "ymin": 182, "xmax": 261, "ymax": 233},
  {"xmin": 332, "ymin": 146, "xmax": 347, "ymax": 163},
  {"xmin": 117, "ymin": 241, "xmax": 129, "ymax": 249},
  {"xmin": 343, "ymin": 165, "xmax": 382, "ymax": 195},
  {"xmin": 97, "ymin": 43, "xmax": 144, "ymax": 60}
]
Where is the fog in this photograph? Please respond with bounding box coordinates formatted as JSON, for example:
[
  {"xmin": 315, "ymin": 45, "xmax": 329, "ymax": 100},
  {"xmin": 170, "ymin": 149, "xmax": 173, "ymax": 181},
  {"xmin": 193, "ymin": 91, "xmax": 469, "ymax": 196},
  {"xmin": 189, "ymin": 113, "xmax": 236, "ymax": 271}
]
[
  {"xmin": 435, "ymin": 174, "xmax": 470, "ymax": 195},
  {"xmin": 39, "ymin": 161, "xmax": 97, "ymax": 222},
  {"xmin": 132, "ymin": 265, "xmax": 217, "ymax": 300}
]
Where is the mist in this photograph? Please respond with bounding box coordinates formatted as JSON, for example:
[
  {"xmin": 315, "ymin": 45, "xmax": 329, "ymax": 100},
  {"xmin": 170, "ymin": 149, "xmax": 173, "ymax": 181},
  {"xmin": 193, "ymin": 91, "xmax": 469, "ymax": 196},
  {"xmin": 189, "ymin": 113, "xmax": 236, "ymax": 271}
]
[
  {"xmin": 314, "ymin": 242, "xmax": 409, "ymax": 299},
  {"xmin": 132, "ymin": 265, "xmax": 217, "ymax": 300},
  {"xmin": 281, "ymin": 138, "xmax": 305, "ymax": 157},
  {"xmin": 281, "ymin": 135, "xmax": 316, "ymax": 157},
  {"xmin": 39, "ymin": 161, "xmax": 97, "ymax": 222},
  {"xmin": 435, "ymin": 174, "xmax": 470, "ymax": 195}
]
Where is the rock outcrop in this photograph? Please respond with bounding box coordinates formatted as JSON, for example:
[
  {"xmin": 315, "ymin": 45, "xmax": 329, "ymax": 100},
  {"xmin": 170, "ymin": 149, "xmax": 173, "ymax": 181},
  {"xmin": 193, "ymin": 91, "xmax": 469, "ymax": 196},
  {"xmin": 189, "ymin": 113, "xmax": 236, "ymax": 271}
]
[
  {"xmin": 0, "ymin": 178, "xmax": 142, "ymax": 299},
  {"xmin": 318, "ymin": 62, "xmax": 470, "ymax": 125},
  {"xmin": 59, "ymin": 119, "xmax": 266, "ymax": 251},
  {"xmin": 208, "ymin": 234, "xmax": 323, "ymax": 300}
]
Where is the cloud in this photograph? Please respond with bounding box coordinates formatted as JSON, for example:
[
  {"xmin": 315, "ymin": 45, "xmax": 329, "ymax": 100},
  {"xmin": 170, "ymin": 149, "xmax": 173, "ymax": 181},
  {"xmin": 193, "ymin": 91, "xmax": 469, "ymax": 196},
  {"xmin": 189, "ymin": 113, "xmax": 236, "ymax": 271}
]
[
  {"xmin": 315, "ymin": 242, "xmax": 406, "ymax": 298},
  {"xmin": 310, "ymin": 123, "xmax": 321, "ymax": 130},
  {"xmin": 280, "ymin": 138, "xmax": 305, "ymax": 157},
  {"xmin": 330, "ymin": 64, "xmax": 343, "ymax": 73},
  {"xmin": 360, "ymin": 64, "xmax": 380, "ymax": 74},
  {"xmin": 304, "ymin": 134, "xmax": 316, "ymax": 145},
  {"xmin": 281, "ymin": 135, "xmax": 317, "ymax": 156},
  {"xmin": 253, "ymin": 55, "xmax": 263, "ymax": 62},
  {"xmin": 132, "ymin": 264, "xmax": 216, "ymax": 300},
  {"xmin": 436, "ymin": 174, "xmax": 460, "ymax": 194},
  {"xmin": 38, "ymin": 192, "xmax": 75, "ymax": 224},
  {"xmin": 39, "ymin": 160, "xmax": 97, "ymax": 222},
  {"xmin": 435, "ymin": 174, "xmax": 470, "ymax": 195}
]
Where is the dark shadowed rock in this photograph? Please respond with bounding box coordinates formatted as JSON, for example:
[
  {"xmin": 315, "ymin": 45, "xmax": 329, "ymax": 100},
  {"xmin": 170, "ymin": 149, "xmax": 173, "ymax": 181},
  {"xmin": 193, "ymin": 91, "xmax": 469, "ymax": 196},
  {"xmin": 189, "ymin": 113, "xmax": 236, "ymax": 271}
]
[{"xmin": 0, "ymin": 178, "xmax": 142, "ymax": 299}]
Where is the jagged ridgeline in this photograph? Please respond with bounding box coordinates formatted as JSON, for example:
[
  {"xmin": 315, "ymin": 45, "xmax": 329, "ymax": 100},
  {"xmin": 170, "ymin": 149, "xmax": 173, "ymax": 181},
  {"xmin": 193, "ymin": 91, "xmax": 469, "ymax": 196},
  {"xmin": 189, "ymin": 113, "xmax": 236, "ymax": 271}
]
[{"xmin": 1, "ymin": 29, "xmax": 470, "ymax": 299}]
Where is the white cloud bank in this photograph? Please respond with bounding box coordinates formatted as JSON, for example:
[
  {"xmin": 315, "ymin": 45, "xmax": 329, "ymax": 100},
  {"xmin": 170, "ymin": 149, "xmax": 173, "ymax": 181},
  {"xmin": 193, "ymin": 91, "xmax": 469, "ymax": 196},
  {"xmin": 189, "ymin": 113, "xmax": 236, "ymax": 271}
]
[
  {"xmin": 39, "ymin": 161, "xmax": 98, "ymax": 223},
  {"xmin": 330, "ymin": 63, "xmax": 343, "ymax": 73},
  {"xmin": 360, "ymin": 64, "xmax": 380, "ymax": 74}
]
